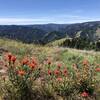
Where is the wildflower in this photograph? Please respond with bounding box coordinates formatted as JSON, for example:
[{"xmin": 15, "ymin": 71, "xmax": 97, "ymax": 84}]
[
  {"xmin": 5, "ymin": 53, "xmax": 17, "ymax": 64},
  {"xmin": 54, "ymin": 69, "xmax": 60, "ymax": 75},
  {"xmin": 6, "ymin": 53, "xmax": 12, "ymax": 61},
  {"xmin": 48, "ymin": 70, "xmax": 52, "ymax": 75},
  {"xmin": 63, "ymin": 69, "xmax": 68, "ymax": 75},
  {"xmin": 81, "ymin": 91, "xmax": 89, "ymax": 97},
  {"xmin": 18, "ymin": 70, "xmax": 26, "ymax": 76},
  {"xmin": 21, "ymin": 58, "xmax": 29, "ymax": 65},
  {"xmin": 57, "ymin": 63, "xmax": 62, "ymax": 69},
  {"xmin": 47, "ymin": 61, "xmax": 51, "ymax": 65},
  {"xmin": 47, "ymin": 59, "xmax": 51, "ymax": 65},
  {"xmin": 28, "ymin": 63, "xmax": 35, "ymax": 69},
  {"xmin": 31, "ymin": 57, "xmax": 37, "ymax": 65},
  {"xmin": 56, "ymin": 77, "xmax": 63, "ymax": 82},
  {"xmin": 95, "ymin": 68, "xmax": 100, "ymax": 72},
  {"xmin": 11, "ymin": 55, "xmax": 16, "ymax": 64}
]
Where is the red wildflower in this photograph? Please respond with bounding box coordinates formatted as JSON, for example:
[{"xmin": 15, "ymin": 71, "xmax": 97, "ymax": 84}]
[
  {"xmin": 81, "ymin": 91, "xmax": 89, "ymax": 97},
  {"xmin": 57, "ymin": 63, "xmax": 62, "ymax": 69},
  {"xmin": 54, "ymin": 69, "xmax": 60, "ymax": 75},
  {"xmin": 11, "ymin": 55, "xmax": 16, "ymax": 63},
  {"xmin": 48, "ymin": 70, "xmax": 52, "ymax": 75},
  {"xmin": 18, "ymin": 70, "xmax": 26, "ymax": 76},
  {"xmin": 5, "ymin": 53, "xmax": 16, "ymax": 64},
  {"xmin": 47, "ymin": 59, "xmax": 51, "ymax": 65},
  {"xmin": 32, "ymin": 58, "xmax": 37, "ymax": 65},
  {"xmin": 63, "ymin": 69, "xmax": 68, "ymax": 75},
  {"xmin": 21, "ymin": 58, "xmax": 29, "ymax": 65},
  {"xmin": 95, "ymin": 68, "xmax": 100, "ymax": 72},
  {"xmin": 28, "ymin": 63, "xmax": 35, "ymax": 69},
  {"xmin": 56, "ymin": 77, "xmax": 63, "ymax": 82},
  {"xmin": 48, "ymin": 61, "xmax": 51, "ymax": 65},
  {"xmin": 6, "ymin": 53, "xmax": 12, "ymax": 61}
]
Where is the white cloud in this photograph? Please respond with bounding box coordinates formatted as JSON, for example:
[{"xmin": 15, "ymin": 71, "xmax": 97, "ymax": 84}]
[
  {"xmin": 0, "ymin": 18, "xmax": 51, "ymax": 25},
  {"xmin": 0, "ymin": 15, "xmax": 100, "ymax": 25}
]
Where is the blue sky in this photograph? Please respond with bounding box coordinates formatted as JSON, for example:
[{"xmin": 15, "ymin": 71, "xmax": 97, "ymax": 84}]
[{"xmin": 0, "ymin": 0, "xmax": 100, "ymax": 25}]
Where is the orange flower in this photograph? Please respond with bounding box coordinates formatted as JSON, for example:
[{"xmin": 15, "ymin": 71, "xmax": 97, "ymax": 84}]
[
  {"xmin": 81, "ymin": 91, "xmax": 89, "ymax": 97},
  {"xmin": 32, "ymin": 58, "xmax": 37, "ymax": 66},
  {"xmin": 21, "ymin": 58, "xmax": 29, "ymax": 65},
  {"xmin": 5, "ymin": 53, "xmax": 16, "ymax": 64},
  {"xmin": 82, "ymin": 59, "xmax": 89, "ymax": 66},
  {"xmin": 54, "ymin": 69, "xmax": 60, "ymax": 75},
  {"xmin": 18, "ymin": 70, "xmax": 26, "ymax": 76},
  {"xmin": 56, "ymin": 77, "xmax": 63, "ymax": 82},
  {"xmin": 11, "ymin": 55, "xmax": 16, "ymax": 63},
  {"xmin": 57, "ymin": 63, "xmax": 62, "ymax": 69},
  {"xmin": 6, "ymin": 53, "xmax": 12, "ymax": 61},
  {"xmin": 47, "ymin": 59, "xmax": 51, "ymax": 65},
  {"xmin": 28, "ymin": 63, "xmax": 35, "ymax": 69},
  {"xmin": 48, "ymin": 70, "xmax": 52, "ymax": 75},
  {"xmin": 95, "ymin": 68, "xmax": 100, "ymax": 72},
  {"xmin": 63, "ymin": 69, "xmax": 68, "ymax": 75}
]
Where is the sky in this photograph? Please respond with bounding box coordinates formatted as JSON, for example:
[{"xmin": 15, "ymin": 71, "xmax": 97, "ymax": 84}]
[{"xmin": 0, "ymin": 0, "xmax": 100, "ymax": 25}]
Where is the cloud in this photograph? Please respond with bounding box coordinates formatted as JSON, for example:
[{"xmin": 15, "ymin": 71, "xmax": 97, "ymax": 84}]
[
  {"xmin": 0, "ymin": 18, "xmax": 52, "ymax": 25},
  {"xmin": 49, "ymin": 15, "xmax": 100, "ymax": 24},
  {"xmin": 0, "ymin": 15, "xmax": 100, "ymax": 25}
]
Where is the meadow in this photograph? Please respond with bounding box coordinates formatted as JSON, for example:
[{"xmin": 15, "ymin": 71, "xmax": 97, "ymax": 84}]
[{"xmin": 0, "ymin": 39, "xmax": 100, "ymax": 100}]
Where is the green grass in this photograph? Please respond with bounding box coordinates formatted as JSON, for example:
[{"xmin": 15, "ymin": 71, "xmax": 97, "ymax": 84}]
[
  {"xmin": 0, "ymin": 38, "xmax": 100, "ymax": 64},
  {"xmin": 0, "ymin": 38, "xmax": 100, "ymax": 100},
  {"xmin": 1, "ymin": 38, "xmax": 100, "ymax": 77}
]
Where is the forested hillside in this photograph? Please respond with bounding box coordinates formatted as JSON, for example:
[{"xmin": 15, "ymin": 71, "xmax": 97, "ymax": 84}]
[{"xmin": 0, "ymin": 21, "xmax": 100, "ymax": 50}]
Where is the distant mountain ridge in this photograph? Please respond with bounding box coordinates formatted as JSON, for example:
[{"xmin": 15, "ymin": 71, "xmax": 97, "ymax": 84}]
[{"xmin": 0, "ymin": 21, "xmax": 100, "ymax": 44}]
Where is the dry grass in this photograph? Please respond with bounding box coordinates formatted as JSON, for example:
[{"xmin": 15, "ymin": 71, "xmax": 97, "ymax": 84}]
[{"xmin": 0, "ymin": 38, "xmax": 100, "ymax": 100}]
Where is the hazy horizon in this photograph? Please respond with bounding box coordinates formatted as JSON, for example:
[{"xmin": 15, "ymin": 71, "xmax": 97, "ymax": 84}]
[{"xmin": 0, "ymin": 20, "xmax": 100, "ymax": 26}]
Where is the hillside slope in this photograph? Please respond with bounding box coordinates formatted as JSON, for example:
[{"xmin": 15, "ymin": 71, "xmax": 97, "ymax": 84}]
[{"xmin": 0, "ymin": 21, "xmax": 100, "ymax": 44}]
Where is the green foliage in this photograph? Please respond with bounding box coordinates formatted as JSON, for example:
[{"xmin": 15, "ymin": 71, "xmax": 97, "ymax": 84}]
[{"xmin": 60, "ymin": 37, "xmax": 100, "ymax": 51}]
